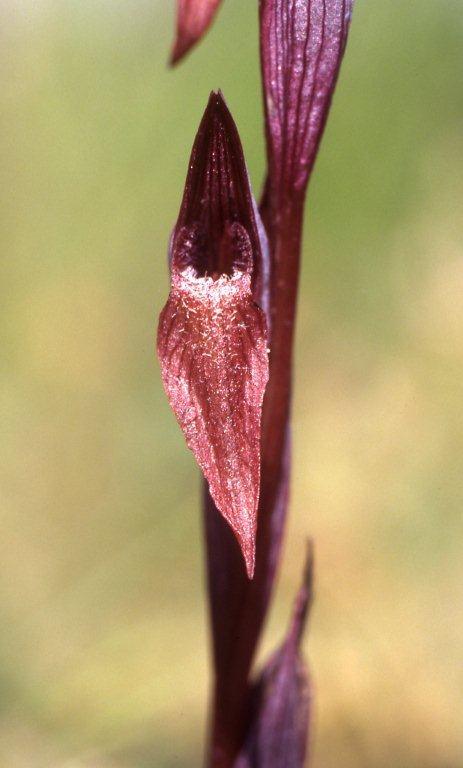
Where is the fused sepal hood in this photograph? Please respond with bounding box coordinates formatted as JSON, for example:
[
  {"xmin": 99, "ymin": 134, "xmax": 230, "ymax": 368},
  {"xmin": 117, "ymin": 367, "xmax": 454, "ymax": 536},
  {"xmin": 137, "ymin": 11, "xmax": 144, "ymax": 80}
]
[
  {"xmin": 171, "ymin": 0, "xmax": 224, "ymax": 65},
  {"xmin": 157, "ymin": 93, "xmax": 269, "ymax": 578}
]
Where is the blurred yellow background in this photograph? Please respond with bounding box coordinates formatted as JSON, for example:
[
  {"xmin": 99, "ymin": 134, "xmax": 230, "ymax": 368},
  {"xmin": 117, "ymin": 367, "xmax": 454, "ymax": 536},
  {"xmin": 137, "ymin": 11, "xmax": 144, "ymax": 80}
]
[{"xmin": 1, "ymin": 1, "xmax": 463, "ymax": 766}]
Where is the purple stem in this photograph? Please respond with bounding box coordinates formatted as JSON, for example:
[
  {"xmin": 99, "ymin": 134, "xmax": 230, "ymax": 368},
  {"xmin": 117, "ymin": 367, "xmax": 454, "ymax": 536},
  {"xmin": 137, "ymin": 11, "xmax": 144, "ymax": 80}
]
[{"xmin": 203, "ymin": 1, "xmax": 354, "ymax": 763}]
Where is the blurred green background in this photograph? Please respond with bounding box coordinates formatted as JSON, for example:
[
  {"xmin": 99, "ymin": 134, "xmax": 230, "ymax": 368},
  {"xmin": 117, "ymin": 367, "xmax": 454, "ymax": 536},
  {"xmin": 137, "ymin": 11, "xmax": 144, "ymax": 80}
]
[{"xmin": 1, "ymin": 1, "xmax": 463, "ymax": 766}]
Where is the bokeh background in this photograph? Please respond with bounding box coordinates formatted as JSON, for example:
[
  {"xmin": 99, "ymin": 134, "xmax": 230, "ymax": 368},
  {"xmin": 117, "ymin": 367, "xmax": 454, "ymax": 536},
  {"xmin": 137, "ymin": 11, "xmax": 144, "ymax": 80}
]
[{"xmin": 1, "ymin": 1, "xmax": 463, "ymax": 766}]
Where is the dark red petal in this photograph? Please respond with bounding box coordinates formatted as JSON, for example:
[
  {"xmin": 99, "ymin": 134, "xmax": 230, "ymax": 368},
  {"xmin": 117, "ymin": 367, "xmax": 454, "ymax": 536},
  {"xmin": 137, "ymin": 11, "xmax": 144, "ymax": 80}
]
[
  {"xmin": 170, "ymin": 0, "xmax": 224, "ymax": 65},
  {"xmin": 235, "ymin": 545, "xmax": 314, "ymax": 767},
  {"xmin": 157, "ymin": 93, "xmax": 269, "ymax": 578},
  {"xmin": 260, "ymin": 0, "xmax": 354, "ymax": 202}
]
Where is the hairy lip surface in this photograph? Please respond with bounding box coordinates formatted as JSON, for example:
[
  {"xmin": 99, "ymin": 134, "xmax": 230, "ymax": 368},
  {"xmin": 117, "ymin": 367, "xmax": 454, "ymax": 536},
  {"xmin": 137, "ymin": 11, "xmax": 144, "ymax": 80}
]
[{"xmin": 157, "ymin": 93, "xmax": 269, "ymax": 578}]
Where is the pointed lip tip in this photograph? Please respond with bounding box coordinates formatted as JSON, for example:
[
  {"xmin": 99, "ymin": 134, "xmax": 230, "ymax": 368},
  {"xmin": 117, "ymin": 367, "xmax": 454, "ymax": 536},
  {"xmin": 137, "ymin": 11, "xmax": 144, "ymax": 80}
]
[
  {"xmin": 230, "ymin": 524, "xmax": 256, "ymax": 579},
  {"xmin": 169, "ymin": 52, "xmax": 182, "ymax": 67},
  {"xmin": 241, "ymin": 536, "xmax": 256, "ymax": 580},
  {"xmin": 169, "ymin": 35, "xmax": 196, "ymax": 67},
  {"xmin": 245, "ymin": 555, "xmax": 255, "ymax": 580},
  {"xmin": 169, "ymin": 47, "xmax": 185, "ymax": 68}
]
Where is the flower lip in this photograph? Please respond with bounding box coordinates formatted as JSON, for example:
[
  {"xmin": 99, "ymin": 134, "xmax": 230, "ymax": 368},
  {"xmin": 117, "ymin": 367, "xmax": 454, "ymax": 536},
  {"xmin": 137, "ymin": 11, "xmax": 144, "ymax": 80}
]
[{"xmin": 157, "ymin": 242, "xmax": 268, "ymax": 578}]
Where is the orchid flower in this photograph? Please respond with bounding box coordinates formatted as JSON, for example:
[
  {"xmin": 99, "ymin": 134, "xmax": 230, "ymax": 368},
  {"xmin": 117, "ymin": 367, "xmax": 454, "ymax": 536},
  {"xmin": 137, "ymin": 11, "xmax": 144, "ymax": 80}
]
[
  {"xmin": 161, "ymin": 1, "xmax": 355, "ymax": 765},
  {"xmin": 158, "ymin": 92, "xmax": 269, "ymax": 579}
]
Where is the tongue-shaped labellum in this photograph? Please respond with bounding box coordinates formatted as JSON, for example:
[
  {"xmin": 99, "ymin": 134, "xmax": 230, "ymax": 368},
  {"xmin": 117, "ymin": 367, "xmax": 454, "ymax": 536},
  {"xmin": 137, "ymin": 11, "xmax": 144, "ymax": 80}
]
[{"xmin": 158, "ymin": 221, "xmax": 268, "ymax": 578}]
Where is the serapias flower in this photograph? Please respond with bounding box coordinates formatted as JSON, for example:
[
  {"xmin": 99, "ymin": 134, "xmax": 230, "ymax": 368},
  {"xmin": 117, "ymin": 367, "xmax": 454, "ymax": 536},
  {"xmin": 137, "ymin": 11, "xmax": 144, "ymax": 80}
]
[
  {"xmin": 157, "ymin": 92, "xmax": 269, "ymax": 578},
  {"xmin": 171, "ymin": 0, "xmax": 224, "ymax": 65}
]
